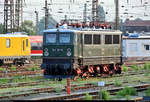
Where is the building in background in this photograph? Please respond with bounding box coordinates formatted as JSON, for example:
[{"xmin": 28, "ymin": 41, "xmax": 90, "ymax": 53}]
[{"xmin": 123, "ymin": 19, "xmax": 150, "ymax": 33}]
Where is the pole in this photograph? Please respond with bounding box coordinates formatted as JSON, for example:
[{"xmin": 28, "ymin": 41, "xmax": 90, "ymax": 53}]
[
  {"xmin": 45, "ymin": 0, "xmax": 48, "ymax": 30},
  {"xmin": 115, "ymin": 0, "xmax": 120, "ymax": 30},
  {"xmin": 35, "ymin": 10, "xmax": 39, "ymax": 35},
  {"xmin": 67, "ymin": 78, "xmax": 71, "ymax": 94}
]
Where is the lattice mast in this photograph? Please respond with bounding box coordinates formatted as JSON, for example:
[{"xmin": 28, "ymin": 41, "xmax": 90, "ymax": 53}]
[
  {"xmin": 92, "ymin": 0, "xmax": 99, "ymax": 23},
  {"xmin": 4, "ymin": 0, "xmax": 15, "ymax": 33},
  {"xmin": 15, "ymin": 0, "xmax": 23, "ymax": 32}
]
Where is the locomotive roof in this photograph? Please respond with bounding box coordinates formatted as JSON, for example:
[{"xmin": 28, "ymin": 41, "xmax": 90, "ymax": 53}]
[
  {"xmin": 43, "ymin": 28, "xmax": 122, "ymax": 34},
  {"xmin": 43, "ymin": 29, "xmax": 76, "ymax": 33},
  {"xmin": 0, "ymin": 34, "xmax": 28, "ymax": 37}
]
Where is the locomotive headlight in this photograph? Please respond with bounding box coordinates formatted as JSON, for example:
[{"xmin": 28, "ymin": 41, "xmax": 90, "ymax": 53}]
[
  {"xmin": 67, "ymin": 51, "xmax": 71, "ymax": 56},
  {"xmin": 67, "ymin": 48, "xmax": 71, "ymax": 52},
  {"xmin": 44, "ymin": 52, "xmax": 49, "ymax": 56},
  {"xmin": 44, "ymin": 48, "xmax": 48, "ymax": 52}
]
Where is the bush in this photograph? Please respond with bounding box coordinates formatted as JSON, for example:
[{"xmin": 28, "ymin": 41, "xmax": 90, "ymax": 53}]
[
  {"xmin": 10, "ymin": 66, "xmax": 16, "ymax": 71},
  {"xmin": 85, "ymin": 93, "xmax": 92, "ymax": 100},
  {"xmin": 130, "ymin": 65, "xmax": 139, "ymax": 72},
  {"xmin": 117, "ymin": 86, "xmax": 137, "ymax": 97},
  {"xmin": 145, "ymin": 87, "xmax": 150, "ymax": 96},
  {"xmin": 102, "ymin": 89, "xmax": 110, "ymax": 100},
  {"xmin": 122, "ymin": 65, "xmax": 128, "ymax": 72}
]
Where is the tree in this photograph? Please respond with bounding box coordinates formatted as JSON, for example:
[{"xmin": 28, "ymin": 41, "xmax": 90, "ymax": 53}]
[
  {"xmin": 37, "ymin": 16, "xmax": 58, "ymax": 35},
  {"xmin": 21, "ymin": 20, "xmax": 36, "ymax": 35},
  {"xmin": 0, "ymin": 23, "xmax": 4, "ymax": 34}
]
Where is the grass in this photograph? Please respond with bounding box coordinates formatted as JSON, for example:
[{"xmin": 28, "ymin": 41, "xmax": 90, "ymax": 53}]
[
  {"xmin": 116, "ymin": 86, "xmax": 137, "ymax": 97},
  {"xmin": 0, "ymin": 68, "xmax": 5, "ymax": 72},
  {"xmin": 10, "ymin": 66, "xmax": 16, "ymax": 71},
  {"xmin": 85, "ymin": 92, "xmax": 92, "ymax": 100},
  {"xmin": 102, "ymin": 89, "xmax": 110, "ymax": 100},
  {"xmin": 144, "ymin": 62, "xmax": 150, "ymax": 70},
  {"xmin": 114, "ymin": 79, "xmax": 123, "ymax": 87}
]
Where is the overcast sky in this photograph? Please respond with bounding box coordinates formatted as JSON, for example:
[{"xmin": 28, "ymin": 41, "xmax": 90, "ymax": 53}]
[{"xmin": 0, "ymin": 0, "xmax": 150, "ymax": 24}]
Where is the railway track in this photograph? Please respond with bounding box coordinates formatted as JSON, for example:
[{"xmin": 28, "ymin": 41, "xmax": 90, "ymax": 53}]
[
  {"xmin": 28, "ymin": 84, "xmax": 150, "ymax": 100},
  {"xmin": 0, "ymin": 74, "xmax": 149, "ymax": 100}
]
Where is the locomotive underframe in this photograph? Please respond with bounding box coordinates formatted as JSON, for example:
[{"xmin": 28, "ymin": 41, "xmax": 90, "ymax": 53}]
[
  {"xmin": 0, "ymin": 56, "xmax": 30, "ymax": 66},
  {"xmin": 42, "ymin": 56, "xmax": 122, "ymax": 79}
]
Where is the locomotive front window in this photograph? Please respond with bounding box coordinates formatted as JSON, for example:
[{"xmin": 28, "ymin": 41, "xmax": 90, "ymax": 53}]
[
  {"xmin": 46, "ymin": 34, "xmax": 56, "ymax": 44},
  {"xmin": 59, "ymin": 34, "xmax": 70, "ymax": 43}
]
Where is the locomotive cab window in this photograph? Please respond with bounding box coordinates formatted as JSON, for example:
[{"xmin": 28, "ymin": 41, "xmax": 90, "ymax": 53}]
[
  {"xmin": 6, "ymin": 39, "xmax": 10, "ymax": 48},
  {"xmin": 93, "ymin": 35, "xmax": 101, "ymax": 44},
  {"xmin": 59, "ymin": 34, "xmax": 70, "ymax": 44},
  {"xmin": 113, "ymin": 35, "xmax": 120, "ymax": 44},
  {"xmin": 46, "ymin": 34, "xmax": 56, "ymax": 44},
  {"xmin": 105, "ymin": 35, "xmax": 112, "ymax": 44},
  {"xmin": 84, "ymin": 34, "xmax": 92, "ymax": 44}
]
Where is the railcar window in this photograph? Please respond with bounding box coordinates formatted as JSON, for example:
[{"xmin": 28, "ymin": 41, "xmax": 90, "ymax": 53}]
[
  {"xmin": 93, "ymin": 35, "xmax": 101, "ymax": 44},
  {"xmin": 113, "ymin": 35, "xmax": 120, "ymax": 44},
  {"xmin": 84, "ymin": 34, "xmax": 92, "ymax": 44},
  {"xmin": 23, "ymin": 40, "xmax": 25, "ymax": 51},
  {"xmin": 144, "ymin": 45, "xmax": 150, "ymax": 50},
  {"xmin": 26, "ymin": 39, "xmax": 28, "ymax": 47},
  {"xmin": 6, "ymin": 39, "xmax": 10, "ymax": 48},
  {"xmin": 105, "ymin": 35, "xmax": 112, "ymax": 44},
  {"xmin": 59, "ymin": 34, "xmax": 70, "ymax": 43},
  {"xmin": 46, "ymin": 34, "xmax": 56, "ymax": 43}
]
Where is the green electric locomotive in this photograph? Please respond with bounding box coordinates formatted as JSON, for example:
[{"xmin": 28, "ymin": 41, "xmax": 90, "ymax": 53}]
[{"xmin": 41, "ymin": 28, "xmax": 122, "ymax": 80}]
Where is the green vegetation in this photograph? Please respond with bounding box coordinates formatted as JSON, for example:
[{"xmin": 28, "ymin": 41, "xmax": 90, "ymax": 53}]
[
  {"xmin": 0, "ymin": 78, "xmax": 9, "ymax": 84},
  {"xmin": 130, "ymin": 65, "xmax": 139, "ymax": 72},
  {"xmin": 31, "ymin": 66, "xmax": 39, "ymax": 71},
  {"xmin": 10, "ymin": 66, "xmax": 16, "ymax": 71},
  {"xmin": 116, "ymin": 86, "xmax": 137, "ymax": 97},
  {"xmin": 122, "ymin": 65, "xmax": 128, "ymax": 72},
  {"xmin": 102, "ymin": 89, "xmax": 110, "ymax": 100},
  {"xmin": 145, "ymin": 87, "xmax": 150, "ymax": 96},
  {"xmin": 0, "ymin": 68, "xmax": 5, "ymax": 72},
  {"xmin": 85, "ymin": 92, "xmax": 92, "ymax": 100},
  {"xmin": 144, "ymin": 62, "xmax": 150, "ymax": 70},
  {"xmin": 25, "ymin": 67, "xmax": 32, "ymax": 71},
  {"xmin": 21, "ymin": 20, "xmax": 36, "ymax": 35},
  {"xmin": 114, "ymin": 79, "xmax": 123, "ymax": 87}
]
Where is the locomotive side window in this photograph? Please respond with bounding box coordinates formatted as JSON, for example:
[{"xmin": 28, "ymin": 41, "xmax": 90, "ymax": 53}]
[
  {"xmin": 23, "ymin": 40, "xmax": 25, "ymax": 51},
  {"xmin": 113, "ymin": 35, "xmax": 120, "ymax": 44},
  {"xmin": 93, "ymin": 35, "xmax": 101, "ymax": 44},
  {"xmin": 46, "ymin": 34, "xmax": 56, "ymax": 43},
  {"xmin": 6, "ymin": 39, "xmax": 10, "ymax": 48},
  {"xmin": 84, "ymin": 34, "xmax": 92, "ymax": 44},
  {"xmin": 59, "ymin": 34, "xmax": 70, "ymax": 43},
  {"xmin": 105, "ymin": 35, "xmax": 112, "ymax": 44}
]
